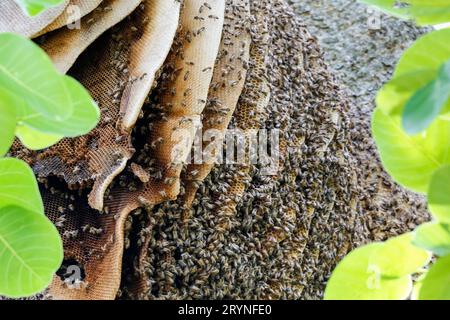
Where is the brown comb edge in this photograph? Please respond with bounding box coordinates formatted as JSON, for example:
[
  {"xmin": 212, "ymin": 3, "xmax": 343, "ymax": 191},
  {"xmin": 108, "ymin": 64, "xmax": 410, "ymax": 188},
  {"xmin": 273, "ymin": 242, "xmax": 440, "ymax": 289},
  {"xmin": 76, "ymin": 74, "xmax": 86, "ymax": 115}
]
[
  {"xmin": 0, "ymin": 0, "xmax": 69, "ymax": 38},
  {"xmin": 34, "ymin": 0, "xmax": 104, "ymax": 38},
  {"xmin": 41, "ymin": 184, "xmax": 140, "ymax": 300},
  {"xmin": 273, "ymin": 0, "xmax": 355, "ymax": 298},
  {"xmin": 12, "ymin": 1, "xmax": 180, "ymax": 300},
  {"xmin": 181, "ymin": 0, "xmax": 251, "ymax": 211},
  {"xmin": 39, "ymin": 0, "xmax": 143, "ymax": 74}
]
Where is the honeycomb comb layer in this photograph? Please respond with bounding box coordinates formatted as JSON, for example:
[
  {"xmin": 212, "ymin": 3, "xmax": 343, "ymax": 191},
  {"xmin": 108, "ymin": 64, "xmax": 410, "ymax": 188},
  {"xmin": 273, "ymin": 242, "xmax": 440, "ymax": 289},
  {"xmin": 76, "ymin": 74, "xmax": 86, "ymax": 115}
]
[
  {"xmin": 39, "ymin": 0, "xmax": 143, "ymax": 74},
  {"xmin": 34, "ymin": 0, "xmax": 104, "ymax": 38},
  {"xmin": 0, "ymin": 0, "xmax": 69, "ymax": 38},
  {"xmin": 182, "ymin": 0, "xmax": 252, "ymax": 209}
]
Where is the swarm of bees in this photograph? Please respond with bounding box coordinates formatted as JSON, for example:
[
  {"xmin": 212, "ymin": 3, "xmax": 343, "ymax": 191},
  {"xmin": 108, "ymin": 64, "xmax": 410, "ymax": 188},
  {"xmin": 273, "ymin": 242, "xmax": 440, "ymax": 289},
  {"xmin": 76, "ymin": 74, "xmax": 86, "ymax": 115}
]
[{"xmin": 2, "ymin": 0, "xmax": 429, "ymax": 300}]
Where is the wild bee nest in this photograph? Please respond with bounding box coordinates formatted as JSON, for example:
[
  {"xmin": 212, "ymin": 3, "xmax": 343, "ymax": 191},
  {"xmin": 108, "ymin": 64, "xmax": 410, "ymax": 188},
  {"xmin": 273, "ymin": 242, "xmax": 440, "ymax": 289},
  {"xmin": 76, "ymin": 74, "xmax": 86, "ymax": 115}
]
[{"xmin": 3, "ymin": 0, "xmax": 429, "ymax": 300}]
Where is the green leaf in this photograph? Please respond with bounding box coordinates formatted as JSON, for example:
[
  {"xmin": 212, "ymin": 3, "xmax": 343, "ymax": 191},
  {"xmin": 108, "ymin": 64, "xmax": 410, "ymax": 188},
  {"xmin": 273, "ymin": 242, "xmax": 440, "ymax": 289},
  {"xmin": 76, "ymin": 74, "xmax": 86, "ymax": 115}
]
[
  {"xmin": 414, "ymin": 222, "xmax": 450, "ymax": 257},
  {"xmin": 13, "ymin": 0, "xmax": 66, "ymax": 17},
  {"xmin": 0, "ymin": 90, "xmax": 17, "ymax": 157},
  {"xmin": 370, "ymin": 233, "xmax": 431, "ymax": 278},
  {"xmin": 402, "ymin": 60, "xmax": 450, "ymax": 135},
  {"xmin": 404, "ymin": 0, "xmax": 450, "ymax": 26},
  {"xmin": 376, "ymin": 70, "xmax": 437, "ymax": 115},
  {"xmin": 395, "ymin": 29, "xmax": 450, "ymax": 78},
  {"xmin": 0, "ymin": 33, "xmax": 99, "ymax": 150},
  {"xmin": 0, "ymin": 205, "xmax": 63, "ymax": 298},
  {"xmin": 372, "ymin": 107, "xmax": 450, "ymax": 193},
  {"xmin": 377, "ymin": 30, "xmax": 450, "ymax": 133},
  {"xmin": 324, "ymin": 243, "xmax": 413, "ymax": 300},
  {"xmin": 428, "ymin": 165, "xmax": 450, "ymax": 224},
  {"xmin": 359, "ymin": 0, "xmax": 450, "ymax": 26},
  {"xmin": 0, "ymin": 33, "xmax": 72, "ymax": 121},
  {"xmin": 358, "ymin": 0, "xmax": 410, "ymax": 19},
  {"xmin": 16, "ymin": 125, "xmax": 63, "ymax": 150},
  {"xmin": 16, "ymin": 76, "xmax": 100, "ymax": 138},
  {"xmin": 419, "ymin": 255, "xmax": 450, "ymax": 300},
  {"xmin": 372, "ymin": 30, "xmax": 450, "ymax": 193},
  {"xmin": 0, "ymin": 158, "xmax": 43, "ymax": 214}
]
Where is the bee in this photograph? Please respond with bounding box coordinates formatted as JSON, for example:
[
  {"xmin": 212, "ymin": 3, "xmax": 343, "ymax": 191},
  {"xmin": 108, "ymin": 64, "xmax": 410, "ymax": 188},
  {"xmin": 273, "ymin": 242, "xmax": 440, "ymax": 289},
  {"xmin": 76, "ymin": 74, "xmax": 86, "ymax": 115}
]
[
  {"xmin": 63, "ymin": 230, "xmax": 79, "ymax": 239},
  {"xmin": 55, "ymin": 215, "xmax": 66, "ymax": 228}
]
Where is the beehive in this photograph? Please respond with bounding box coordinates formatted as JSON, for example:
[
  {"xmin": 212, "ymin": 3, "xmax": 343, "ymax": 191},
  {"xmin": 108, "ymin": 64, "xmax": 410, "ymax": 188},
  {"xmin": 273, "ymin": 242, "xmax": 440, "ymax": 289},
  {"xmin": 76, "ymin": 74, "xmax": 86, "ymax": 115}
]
[{"xmin": 7, "ymin": 0, "xmax": 429, "ymax": 300}]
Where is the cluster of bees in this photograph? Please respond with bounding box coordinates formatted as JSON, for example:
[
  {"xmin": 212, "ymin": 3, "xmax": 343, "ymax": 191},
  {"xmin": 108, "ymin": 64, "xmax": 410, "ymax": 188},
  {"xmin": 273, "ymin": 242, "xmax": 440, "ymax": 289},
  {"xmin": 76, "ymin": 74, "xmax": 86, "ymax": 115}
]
[{"xmin": 3, "ymin": 0, "xmax": 429, "ymax": 300}]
